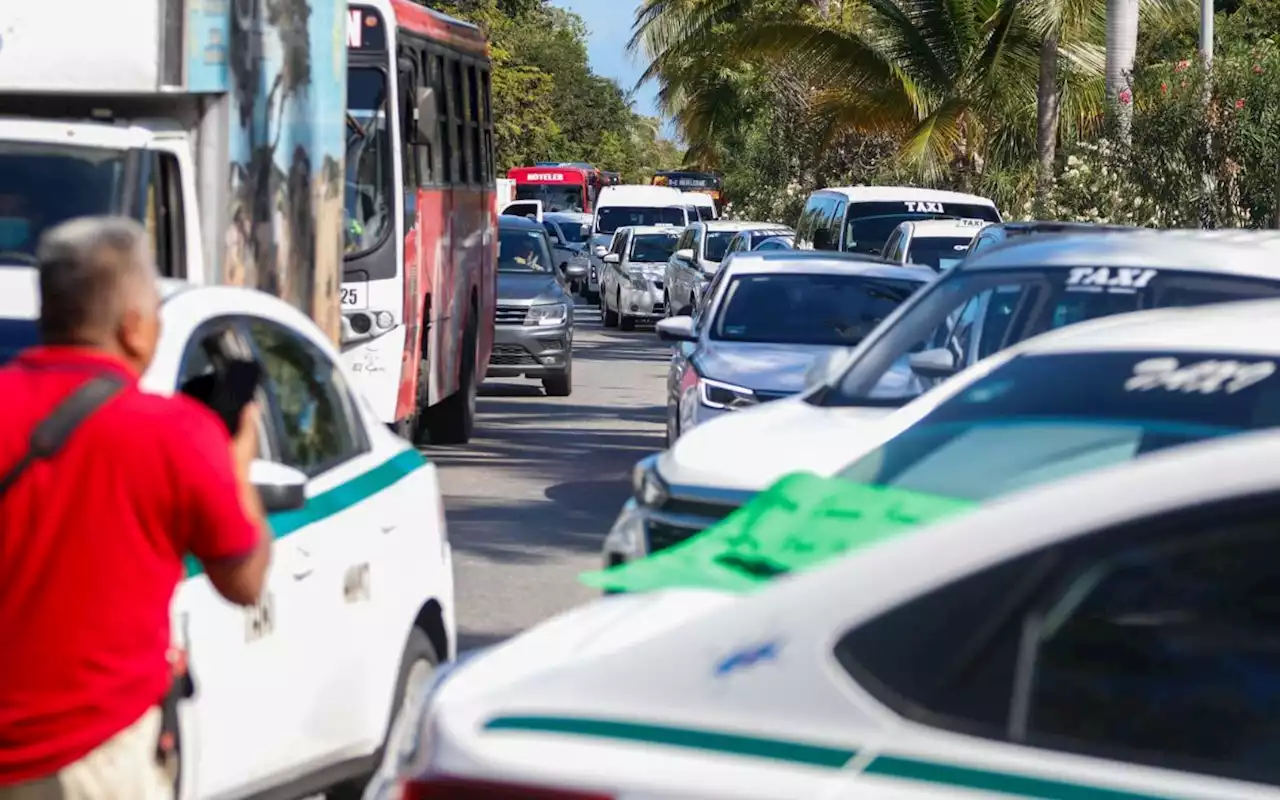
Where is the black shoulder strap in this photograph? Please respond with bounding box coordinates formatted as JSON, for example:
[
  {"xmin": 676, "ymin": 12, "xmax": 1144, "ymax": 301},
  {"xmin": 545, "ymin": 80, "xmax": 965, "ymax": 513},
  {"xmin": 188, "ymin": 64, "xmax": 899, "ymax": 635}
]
[{"xmin": 0, "ymin": 375, "xmax": 126, "ymax": 496}]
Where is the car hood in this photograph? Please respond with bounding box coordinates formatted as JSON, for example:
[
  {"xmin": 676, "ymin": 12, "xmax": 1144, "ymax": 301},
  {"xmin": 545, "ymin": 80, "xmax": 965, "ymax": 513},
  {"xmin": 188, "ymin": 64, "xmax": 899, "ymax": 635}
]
[
  {"xmin": 497, "ymin": 272, "xmax": 566, "ymax": 305},
  {"xmin": 660, "ymin": 394, "xmax": 898, "ymax": 491},
  {"xmin": 696, "ymin": 342, "xmax": 846, "ymax": 395}
]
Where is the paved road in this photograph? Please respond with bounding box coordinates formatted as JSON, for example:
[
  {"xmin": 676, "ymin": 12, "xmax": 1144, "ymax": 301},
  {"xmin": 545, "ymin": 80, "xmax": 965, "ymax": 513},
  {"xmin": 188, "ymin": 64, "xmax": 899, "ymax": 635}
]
[{"xmin": 427, "ymin": 300, "xmax": 670, "ymax": 652}]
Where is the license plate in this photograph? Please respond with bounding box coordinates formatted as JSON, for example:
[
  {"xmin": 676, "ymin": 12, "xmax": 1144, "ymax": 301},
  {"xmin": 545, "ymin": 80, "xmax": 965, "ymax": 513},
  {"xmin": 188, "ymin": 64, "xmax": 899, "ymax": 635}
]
[{"xmin": 340, "ymin": 282, "xmax": 367, "ymax": 309}]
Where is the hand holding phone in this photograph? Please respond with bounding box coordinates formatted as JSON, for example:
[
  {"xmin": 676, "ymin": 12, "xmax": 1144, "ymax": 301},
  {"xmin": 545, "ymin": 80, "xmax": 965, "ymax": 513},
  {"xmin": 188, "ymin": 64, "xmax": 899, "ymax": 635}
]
[{"xmin": 179, "ymin": 358, "xmax": 263, "ymax": 435}]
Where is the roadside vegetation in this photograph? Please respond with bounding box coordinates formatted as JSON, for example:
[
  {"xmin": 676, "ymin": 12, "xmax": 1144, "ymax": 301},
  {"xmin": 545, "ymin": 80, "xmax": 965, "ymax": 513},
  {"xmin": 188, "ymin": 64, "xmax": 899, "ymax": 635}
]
[
  {"xmin": 438, "ymin": 0, "xmax": 686, "ymax": 182},
  {"xmin": 630, "ymin": 0, "xmax": 1280, "ymax": 226}
]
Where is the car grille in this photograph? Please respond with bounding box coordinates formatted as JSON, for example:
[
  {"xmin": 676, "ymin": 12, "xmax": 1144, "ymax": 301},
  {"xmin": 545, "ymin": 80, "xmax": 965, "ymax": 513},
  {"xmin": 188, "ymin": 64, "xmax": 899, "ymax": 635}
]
[
  {"xmin": 645, "ymin": 495, "xmax": 742, "ymax": 554},
  {"xmin": 489, "ymin": 344, "xmax": 538, "ymax": 366},
  {"xmin": 495, "ymin": 305, "xmax": 527, "ymax": 325}
]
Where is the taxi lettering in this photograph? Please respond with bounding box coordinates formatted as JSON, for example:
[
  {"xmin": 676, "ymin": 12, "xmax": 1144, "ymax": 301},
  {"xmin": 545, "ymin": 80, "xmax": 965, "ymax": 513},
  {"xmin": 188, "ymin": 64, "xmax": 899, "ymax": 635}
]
[
  {"xmin": 1124, "ymin": 357, "xmax": 1277, "ymax": 395},
  {"xmin": 905, "ymin": 201, "xmax": 945, "ymax": 213},
  {"xmin": 1065, "ymin": 267, "xmax": 1158, "ymax": 292}
]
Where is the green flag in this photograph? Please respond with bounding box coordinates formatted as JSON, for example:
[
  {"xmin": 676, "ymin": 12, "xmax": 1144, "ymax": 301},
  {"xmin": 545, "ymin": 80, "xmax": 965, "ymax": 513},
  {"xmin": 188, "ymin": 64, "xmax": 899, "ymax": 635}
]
[{"xmin": 581, "ymin": 472, "xmax": 975, "ymax": 594}]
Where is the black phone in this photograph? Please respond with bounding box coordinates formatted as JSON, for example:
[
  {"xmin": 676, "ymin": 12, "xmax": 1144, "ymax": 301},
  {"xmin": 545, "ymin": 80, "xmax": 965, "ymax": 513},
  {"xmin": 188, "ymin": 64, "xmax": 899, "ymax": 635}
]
[{"xmin": 179, "ymin": 358, "xmax": 262, "ymax": 435}]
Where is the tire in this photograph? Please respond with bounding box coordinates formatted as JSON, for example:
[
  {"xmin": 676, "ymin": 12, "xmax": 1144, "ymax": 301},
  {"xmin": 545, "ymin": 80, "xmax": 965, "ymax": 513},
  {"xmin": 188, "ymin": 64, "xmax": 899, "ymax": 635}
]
[
  {"xmin": 543, "ymin": 359, "xmax": 573, "ymax": 397},
  {"xmin": 602, "ymin": 295, "xmax": 619, "ymax": 328},
  {"xmin": 663, "ymin": 291, "xmax": 672, "ymax": 319},
  {"xmin": 325, "ymin": 628, "xmax": 439, "ymax": 800},
  {"xmin": 619, "ymin": 310, "xmax": 636, "ymax": 332},
  {"xmin": 421, "ymin": 313, "xmax": 477, "ymax": 445}
]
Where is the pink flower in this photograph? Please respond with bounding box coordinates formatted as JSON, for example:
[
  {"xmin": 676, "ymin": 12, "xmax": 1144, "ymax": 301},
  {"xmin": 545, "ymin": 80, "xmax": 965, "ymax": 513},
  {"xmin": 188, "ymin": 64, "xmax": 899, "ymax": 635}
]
[
  {"xmin": 1175, "ymin": 59, "xmax": 1190, "ymax": 72},
  {"xmin": 1254, "ymin": 64, "xmax": 1264, "ymax": 75},
  {"xmin": 1160, "ymin": 82, "xmax": 1169, "ymax": 94},
  {"xmin": 1236, "ymin": 98, "xmax": 1246, "ymax": 109},
  {"xmin": 1180, "ymin": 80, "xmax": 1188, "ymax": 89},
  {"xmin": 1119, "ymin": 88, "xmax": 1132, "ymax": 105}
]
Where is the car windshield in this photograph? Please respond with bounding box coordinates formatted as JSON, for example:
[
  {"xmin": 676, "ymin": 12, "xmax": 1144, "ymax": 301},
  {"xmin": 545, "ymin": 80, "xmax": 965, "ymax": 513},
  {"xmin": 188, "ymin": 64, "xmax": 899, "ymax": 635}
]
[
  {"xmin": 498, "ymin": 227, "xmax": 555, "ymax": 273},
  {"xmin": 630, "ymin": 232, "xmax": 681, "ymax": 263},
  {"xmin": 908, "ymin": 237, "xmax": 975, "ymax": 271},
  {"xmin": 817, "ymin": 266, "xmax": 1280, "ymax": 408},
  {"xmin": 0, "ymin": 319, "xmax": 38, "ymax": 365},
  {"xmin": 345, "ymin": 67, "xmax": 392, "ymax": 256},
  {"xmin": 515, "ymin": 184, "xmax": 585, "ymax": 213},
  {"xmin": 0, "ymin": 142, "xmax": 128, "ymax": 265},
  {"xmin": 551, "ymin": 218, "xmax": 590, "ymax": 244},
  {"xmin": 704, "ymin": 231, "xmax": 737, "ymax": 262},
  {"xmin": 843, "ymin": 202, "xmax": 1000, "ymax": 255},
  {"xmin": 596, "ymin": 206, "xmax": 686, "ymax": 234},
  {"xmin": 838, "ymin": 350, "xmax": 1280, "ymax": 502},
  {"xmin": 713, "ymin": 273, "xmax": 925, "ymax": 346}
]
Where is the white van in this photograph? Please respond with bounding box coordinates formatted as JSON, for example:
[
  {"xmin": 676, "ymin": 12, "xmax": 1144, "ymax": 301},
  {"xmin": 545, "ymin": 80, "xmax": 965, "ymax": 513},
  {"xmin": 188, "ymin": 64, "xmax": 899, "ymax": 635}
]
[
  {"xmin": 681, "ymin": 191, "xmax": 717, "ymax": 221},
  {"xmin": 585, "ymin": 186, "xmax": 688, "ymax": 303},
  {"xmin": 795, "ymin": 186, "xmax": 1001, "ymax": 256}
]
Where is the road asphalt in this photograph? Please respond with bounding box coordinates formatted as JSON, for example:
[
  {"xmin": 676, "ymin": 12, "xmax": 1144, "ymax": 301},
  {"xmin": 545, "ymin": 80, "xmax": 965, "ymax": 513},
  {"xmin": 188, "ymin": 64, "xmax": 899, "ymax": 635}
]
[{"xmin": 427, "ymin": 299, "xmax": 670, "ymax": 652}]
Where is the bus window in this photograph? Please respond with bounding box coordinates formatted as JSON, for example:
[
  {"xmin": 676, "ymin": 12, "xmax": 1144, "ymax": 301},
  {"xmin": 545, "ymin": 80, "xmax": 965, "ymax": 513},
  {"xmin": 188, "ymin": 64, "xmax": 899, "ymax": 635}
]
[
  {"xmin": 345, "ymin": 67, "xmax": 392, "ymax": 255},
  {"xmin": 435, "ymin": 53, "xmax": 453, "ymax": 184},
  {"xmin": 467, "ymin": 64, "xmax": 482, "ymax": 184},
  {"xmin": 480, "ymin": 69, "xmax": 494, "ymax": 182},
  {"xmin": 451, "ymin": 60, "xmax": 469, "ymax": 185}
]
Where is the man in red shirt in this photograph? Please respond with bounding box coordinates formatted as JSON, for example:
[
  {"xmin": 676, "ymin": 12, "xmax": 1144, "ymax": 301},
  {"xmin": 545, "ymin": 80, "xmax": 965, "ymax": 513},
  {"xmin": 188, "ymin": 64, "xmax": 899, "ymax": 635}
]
[{"xmin": 0, "ymin": 217, "xmax": 272, "ymax": 799}]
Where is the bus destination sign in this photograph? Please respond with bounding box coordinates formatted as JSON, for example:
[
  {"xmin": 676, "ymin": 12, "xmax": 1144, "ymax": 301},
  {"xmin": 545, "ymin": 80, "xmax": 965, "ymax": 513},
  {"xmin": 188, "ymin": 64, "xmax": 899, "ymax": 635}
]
[{"xmin": 348, "ymin": 6, "xmax": 387, "ymax": 51}]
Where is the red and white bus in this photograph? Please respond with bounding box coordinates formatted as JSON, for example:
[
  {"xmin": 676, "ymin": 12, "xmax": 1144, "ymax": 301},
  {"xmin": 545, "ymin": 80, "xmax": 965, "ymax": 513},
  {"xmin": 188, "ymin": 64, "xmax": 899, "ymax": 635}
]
[
  {"xmin": 507, "ymin": 165, "xmax": 599, "ymax": 214},
  {"xmin": 343, "ymin": 0, "xmax": 497, "ymax": 444}
]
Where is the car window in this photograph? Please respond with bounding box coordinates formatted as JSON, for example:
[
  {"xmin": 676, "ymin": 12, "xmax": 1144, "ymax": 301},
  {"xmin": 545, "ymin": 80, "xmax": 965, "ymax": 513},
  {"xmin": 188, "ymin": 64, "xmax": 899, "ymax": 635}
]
[
  {"xmin": 630, "ymin": 231, "xmax": 681, "ymax": 263},
  {"xmin": 596, "ymin": 206, "xmax": 686, "ymax": 234},
  {"xmin": 835, "ymin": 494, "xmax": 1280, "ymax": 788},
  {"xmin": 246, "ymin": 319, "xmax": 366, "ymax": 476},
  {"xmin": 690, "ymin": 227, "xmax": 704, "ymax": 259},
  {"xmin": 499, "ymin": 226, "xmax": 555, "ymax": 273},
  {"xmin": 823, "ymin": 267, "xmax": 1280, "ymax": 408},
  {"xmin": 712, "ymin": 273, "xmax": 924, "ymax": 346},
  {"xmin": 177, "ymin": 321, "xmax": 279, "ymax": 461},
  {"xmin": 555, "ymin": 218, "xmax": 590, "ymax": 244},
  {"xmin": 704, "ymin": 231, "xmax": 736, "ymax": 263},
  {"xmin": 541, "ymin": 221, "xmax": 562, "ymax": 243},
  {"xmin": 908, "ymin": 236, "xmax": 974, "ymax": 271},
  {"xmin": 842, "ymin": 202, "xmax": 1001, "ymax": 256}
]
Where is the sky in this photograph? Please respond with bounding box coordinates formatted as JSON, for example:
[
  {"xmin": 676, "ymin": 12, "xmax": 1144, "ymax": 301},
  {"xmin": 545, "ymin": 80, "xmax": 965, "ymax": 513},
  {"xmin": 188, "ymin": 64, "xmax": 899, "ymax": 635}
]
[{"xmin": 548, "ymin": 0, "xmax": 662, "ymax": 120}]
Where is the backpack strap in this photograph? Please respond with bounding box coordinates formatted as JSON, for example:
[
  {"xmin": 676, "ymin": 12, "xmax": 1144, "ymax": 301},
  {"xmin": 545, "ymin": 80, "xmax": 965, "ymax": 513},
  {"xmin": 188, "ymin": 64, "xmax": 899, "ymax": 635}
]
[{"xmin": 0, "ymin": 374, "xmax": 126, "ymax": 496}]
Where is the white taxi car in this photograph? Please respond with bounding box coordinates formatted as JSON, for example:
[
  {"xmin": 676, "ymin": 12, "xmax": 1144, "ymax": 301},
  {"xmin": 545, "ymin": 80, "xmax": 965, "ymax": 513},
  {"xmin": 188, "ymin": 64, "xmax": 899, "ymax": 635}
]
[
  {"xmin": 599, "ymin": 225, "xmax": 682, "ymax": 330},
  {"xmin": 0, "ymin": 271, "xmax": 455, "ymax": 800},
  {"xmin": 602, "ymin": 230, "xmax": 1280, "ymax": 567},
  {"xmin": 881, "ymin": 217, "xmax": 989, "ymax": 271},
  {"xmin": 367, "ymin": 423, "xmax": 1280, "ymax": 799}
]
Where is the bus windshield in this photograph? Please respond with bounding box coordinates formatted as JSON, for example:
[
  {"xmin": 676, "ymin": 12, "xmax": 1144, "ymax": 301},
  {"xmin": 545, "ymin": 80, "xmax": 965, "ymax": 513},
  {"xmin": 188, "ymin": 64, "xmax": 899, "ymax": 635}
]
[
  {"xmin": 515, "ymin": 184, "xmax": 585, "ymax": 213},
  {"xmin": 345, "ymin": 67, "xmax": 393, "ymax": 256},
  {"xmin": 596, "ymin": 206, "xmax": 686, "ymax": 234},
  {"xmin": 0, "ymin": 142, "xmax": 128, "ymax": 265}
]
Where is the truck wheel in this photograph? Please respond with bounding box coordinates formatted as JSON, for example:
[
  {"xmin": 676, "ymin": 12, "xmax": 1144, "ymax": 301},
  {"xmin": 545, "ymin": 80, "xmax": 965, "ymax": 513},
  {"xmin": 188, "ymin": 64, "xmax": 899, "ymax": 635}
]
[
  {"xmin": 422, "ymin": 315, "xmax": 477, "ymax": 445},
  {"xmin": 324, "ymin": 629, "xmax": 439, "ymax": 800},
  {"xmin": 543, "ymin": 359, "xmax": 573, "ymax": 397}
]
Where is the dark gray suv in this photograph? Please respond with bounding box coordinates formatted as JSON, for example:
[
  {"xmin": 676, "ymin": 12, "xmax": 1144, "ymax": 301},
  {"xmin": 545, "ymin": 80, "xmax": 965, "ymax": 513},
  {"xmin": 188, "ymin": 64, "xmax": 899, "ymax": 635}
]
[{"xmin": 490, "ymin": 215, "xmax": 576, "ymax": 396}]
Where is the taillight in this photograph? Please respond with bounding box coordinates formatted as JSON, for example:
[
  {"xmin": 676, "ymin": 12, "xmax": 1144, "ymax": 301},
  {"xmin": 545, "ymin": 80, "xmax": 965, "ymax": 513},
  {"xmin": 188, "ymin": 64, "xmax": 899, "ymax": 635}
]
[{"xmin": 402, "ymin": 775, "xmax": 613, "ymax": 800}]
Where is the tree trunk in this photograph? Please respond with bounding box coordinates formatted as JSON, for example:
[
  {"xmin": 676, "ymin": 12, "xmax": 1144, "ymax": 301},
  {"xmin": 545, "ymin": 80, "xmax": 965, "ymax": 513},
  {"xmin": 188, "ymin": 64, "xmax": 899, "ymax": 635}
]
[
  {"xmin": 1035, "ymin": 32, "xmax": 1061, "ymax": 202},
  {"xmin": 1105, "ymin": 0, "xmax": 1139, "ymax": 143}
]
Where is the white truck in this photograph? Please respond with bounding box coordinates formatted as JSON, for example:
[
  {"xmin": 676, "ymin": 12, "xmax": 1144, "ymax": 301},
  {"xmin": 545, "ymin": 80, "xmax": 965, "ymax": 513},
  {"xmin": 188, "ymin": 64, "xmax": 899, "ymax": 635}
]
[{"xmin": 0, "ymin": 0, "xmax": 347, "ymax": 341}]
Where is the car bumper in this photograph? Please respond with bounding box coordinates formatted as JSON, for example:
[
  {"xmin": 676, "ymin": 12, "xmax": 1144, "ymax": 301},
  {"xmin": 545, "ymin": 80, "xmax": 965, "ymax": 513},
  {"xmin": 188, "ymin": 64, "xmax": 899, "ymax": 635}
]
[
  {"xmin": 487, "ymin": 324, "xmax": 572, "ymax": 378},
  {"xmin": 618, "ymin": 282, "xmax": 666, "ymax": 318}
]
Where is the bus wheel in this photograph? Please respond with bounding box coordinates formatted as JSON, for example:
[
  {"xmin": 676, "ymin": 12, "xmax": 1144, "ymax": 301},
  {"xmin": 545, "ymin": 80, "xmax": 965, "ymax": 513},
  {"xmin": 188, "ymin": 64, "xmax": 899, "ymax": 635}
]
[{"xmin": 423, "ymin": 315, "xmax": 477, "ymax": 445}]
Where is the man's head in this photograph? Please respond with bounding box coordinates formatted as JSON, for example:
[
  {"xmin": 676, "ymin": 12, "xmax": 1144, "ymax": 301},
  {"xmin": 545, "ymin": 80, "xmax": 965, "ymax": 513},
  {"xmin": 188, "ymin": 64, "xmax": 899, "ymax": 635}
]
[{"xmin": 36, "ymin": 216, "xmax": 161, "ymax": 373}]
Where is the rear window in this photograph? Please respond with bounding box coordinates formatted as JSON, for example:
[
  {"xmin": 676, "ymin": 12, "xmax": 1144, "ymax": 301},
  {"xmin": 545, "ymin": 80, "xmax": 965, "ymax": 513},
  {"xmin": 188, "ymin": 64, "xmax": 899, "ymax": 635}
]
[
  {"xmin": 843, "ymin": 201, "xmax": 1000, "ymax": 255},
  {"xmin": 839, "ymin": 350, "xmax": 1280, "ymax": 502},
  {"xmin": 0, "ymin": 319, "xmax": 38, "ymax": 365},
  {"xmin": 907, "ymin": 236, "xmax": 975, "ymax": 271}
]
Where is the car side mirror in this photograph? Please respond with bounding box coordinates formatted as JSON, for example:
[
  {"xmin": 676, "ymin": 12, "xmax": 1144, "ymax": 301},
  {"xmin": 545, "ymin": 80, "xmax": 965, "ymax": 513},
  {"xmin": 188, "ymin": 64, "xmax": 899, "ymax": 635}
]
[
  {"xmin": 674, "ymin": 248, "xmax": 694, "ymax": 262},
  {"xmin": 565, "ymin": 262, "xmax": 586, "ymax": 278},
  {"xmin": 908, "ymin": 348, "xmax": 958, "ymax": 380},
  {"xmin": 603, "ymin": 253, "xmax": 621, "ymax": 264},
  {"xmin": 249, "ymin": 459, "xmax": 307, "ymax": 512},
  {"xmin": 594, "ymin": 245, "xmax": 609, "ymax": 259},
  {"xmin": 655, "ymin": 316, "xmax": 697, "ymax": 343}
]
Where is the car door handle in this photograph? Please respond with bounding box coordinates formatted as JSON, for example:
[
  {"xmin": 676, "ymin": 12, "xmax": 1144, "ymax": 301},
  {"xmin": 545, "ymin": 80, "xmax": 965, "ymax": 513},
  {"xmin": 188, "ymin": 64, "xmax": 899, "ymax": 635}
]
[{"xmin": 291, "ymin": 546, "xmax": 314, "ymax": 580}]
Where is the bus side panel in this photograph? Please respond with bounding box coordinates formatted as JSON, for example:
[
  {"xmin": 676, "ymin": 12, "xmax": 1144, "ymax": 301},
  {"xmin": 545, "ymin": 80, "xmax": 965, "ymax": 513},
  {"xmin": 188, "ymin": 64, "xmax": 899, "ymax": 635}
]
[
  {"xmin": 427, "ymin": 183, "xmax": 492, "ymax": 406},
  {"xmin": 428, "ymin": 185, "xmax": 457, "ymax": 408},
  {"xmin": 395, "ymin": 186, "xmax": 438, "ymax": 422}
]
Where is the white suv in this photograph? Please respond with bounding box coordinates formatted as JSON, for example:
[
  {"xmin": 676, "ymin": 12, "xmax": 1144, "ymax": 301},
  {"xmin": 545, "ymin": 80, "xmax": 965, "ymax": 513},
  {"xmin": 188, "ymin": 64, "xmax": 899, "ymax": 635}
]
[{"xmin": 664, "ymin": 220, "xmax": 768, "ymax": 316}]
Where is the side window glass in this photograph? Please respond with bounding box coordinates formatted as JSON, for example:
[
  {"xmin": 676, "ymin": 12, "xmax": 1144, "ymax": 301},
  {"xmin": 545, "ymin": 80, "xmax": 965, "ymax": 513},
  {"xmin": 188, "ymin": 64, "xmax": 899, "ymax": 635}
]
[
  {"xmin": 177, "ymin": 322, "xmax": 276, "ymax": 460},
  {"xmin": 436, "ymin": 54, "xmax": 454, "ymax": 184},
  {"xmin": 451, "ymin": 59, "xmax": 469, "ymax": 184},
  {"xmin": 542, "ymin": 221, "xmax": 560, "ymax": 243},
  {"xmin": 247, "ymin": 320, "xmax": 366, "ymax": 476},
  {"xmin": 691, "ymin": 228, "xmax": 704, "ymax": 260},
  {"xmin": 829, "ymin": 201, "xmax": 847, "ymax": 248}
]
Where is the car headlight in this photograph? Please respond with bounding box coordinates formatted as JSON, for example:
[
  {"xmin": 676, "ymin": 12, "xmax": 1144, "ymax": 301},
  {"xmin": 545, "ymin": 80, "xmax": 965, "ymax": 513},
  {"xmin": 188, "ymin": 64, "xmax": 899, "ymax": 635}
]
[
  {"xmin": 699, "ymin": 377, "xmax": 758, "ymax": 410},
  {"xmin": 524, "ymin": 302, "xmax": 568, "ymax": 326},
  {"xmin": 631, "ymin": 454, "xmax": 668, "ymax": 508},
  {"xmin": 628, "ymin": 270, "xmax": 648, "ymax": 290}
]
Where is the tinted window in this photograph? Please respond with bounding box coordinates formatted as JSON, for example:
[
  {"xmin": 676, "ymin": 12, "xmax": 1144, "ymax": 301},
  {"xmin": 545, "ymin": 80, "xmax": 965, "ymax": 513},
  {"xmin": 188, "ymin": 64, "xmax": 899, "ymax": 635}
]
[
  {"xmin": 515, "ymin": 184, "xmax": 584, "ymax": 213},
  {"xmin": 630, "ymin": 231, "xmax": 681, "ymax": 263},
  {"xmin": 821, "ymin": 267, "xmax": 1280, "ymax": 408},
  {"xmin": 248, "ymin": 321, "xmax": 364, "ymax": 476},
  {"xmin": 703, "ymin": 231, "xmax": 737, "ymax": 262},
  {"xmin": 840, "ymin": 351, "xmax": 1280, "ymax": 502},
  {"xmin": 712, "ymin": 273, "xmax": 924, "ymax": 346},
  {"xmin": 498, "ymin": 226, "xmax": 554, "ymax": 273},
  {"xmin": 836, "ymin": 498, "xmax": 1280, "ymax": 788},
  {"xmin": 552, "ymin": 219, "xmax": 589, "ymax": 243},
  {"xmin": 0, "ymin": 319, "xmax": 38, "ymax": 365},
  {"xmin": 596, "ymin": 206, "xmax": 685, "ymax": 234},
  {"xmin": 842, "ymin": 202, "xmax": 1000, "ymax": 255},
  {"xmin": 908, "ymin": 237, "xmax": 973, "ymax": 271}
]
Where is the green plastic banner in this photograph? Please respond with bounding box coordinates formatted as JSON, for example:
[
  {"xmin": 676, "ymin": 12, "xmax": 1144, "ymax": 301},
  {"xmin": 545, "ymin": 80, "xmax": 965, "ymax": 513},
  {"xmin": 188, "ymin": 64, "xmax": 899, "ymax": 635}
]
[{"xmin": 580, "ymin": 472, "xmax": 976, "ymax": 594}]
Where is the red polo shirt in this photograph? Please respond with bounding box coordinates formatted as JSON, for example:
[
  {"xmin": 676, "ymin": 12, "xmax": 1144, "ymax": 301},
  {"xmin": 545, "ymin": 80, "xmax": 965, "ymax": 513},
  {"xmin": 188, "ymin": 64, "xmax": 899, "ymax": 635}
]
[{"xmin": 0, "ymin": 347, "xmax": 260, "ymax": 785}]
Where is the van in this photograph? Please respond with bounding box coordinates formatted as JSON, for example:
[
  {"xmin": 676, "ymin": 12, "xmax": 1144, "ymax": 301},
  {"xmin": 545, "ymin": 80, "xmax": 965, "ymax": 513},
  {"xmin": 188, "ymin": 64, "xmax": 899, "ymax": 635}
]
[
  {"xmin": 584, "ymin": 186, "xmax": 689, "ymax": 303},
  {"xmin": 795, "ymin": 187, "xmax": 1001, "ymax": 256}
]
